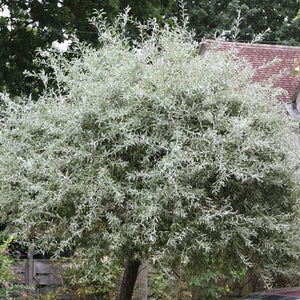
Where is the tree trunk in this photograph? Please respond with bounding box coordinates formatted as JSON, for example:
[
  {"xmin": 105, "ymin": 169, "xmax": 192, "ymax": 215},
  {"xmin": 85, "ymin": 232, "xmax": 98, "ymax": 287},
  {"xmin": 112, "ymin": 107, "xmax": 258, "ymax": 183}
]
[{"xmin": 118, "ymin": 253, "xmax": 141, "ymax": 300}]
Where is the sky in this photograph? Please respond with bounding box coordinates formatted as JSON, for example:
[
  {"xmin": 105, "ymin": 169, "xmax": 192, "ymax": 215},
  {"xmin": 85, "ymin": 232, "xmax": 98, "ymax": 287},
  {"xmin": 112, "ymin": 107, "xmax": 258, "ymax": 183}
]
[
  {"xmin": 0, "ymin": 5, "xmax": 70, "ymax": 52},
  {"xmin": 0, "ymin": 6, "xmax": 10, "ymax": 17}
]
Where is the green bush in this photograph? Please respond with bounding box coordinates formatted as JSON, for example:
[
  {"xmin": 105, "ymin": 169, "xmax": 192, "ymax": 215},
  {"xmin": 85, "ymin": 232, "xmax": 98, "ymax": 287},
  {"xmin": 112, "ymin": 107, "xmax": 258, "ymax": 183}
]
[
  {"xmin": 0, "ymin": 236, "xmax": 28, "ymax": 299},
  {"xmin": 62, "ymin": 249, "xmax": 121, "ymax": 299}
]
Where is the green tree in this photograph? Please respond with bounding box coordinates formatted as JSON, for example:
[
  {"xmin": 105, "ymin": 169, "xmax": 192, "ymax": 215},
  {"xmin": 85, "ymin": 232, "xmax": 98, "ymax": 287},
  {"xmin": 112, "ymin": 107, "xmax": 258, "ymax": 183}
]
[
  {"xmin": 0, "ymin": 0, "xmax": 172, "ymax": 99},
  {"xmin": 171, "ymin": 0, "xmax": 300, "ymax": 43},
  {"xmin": 1, "ymin": 1, "xmax": 299, "ymax": 99},
  {"xmin": 0, "ymin": 11, "xmax": 299, "ymax": 299},
  {"xmin": 0, "ymin": 0, "xmax": 119, "ymax": 99}
]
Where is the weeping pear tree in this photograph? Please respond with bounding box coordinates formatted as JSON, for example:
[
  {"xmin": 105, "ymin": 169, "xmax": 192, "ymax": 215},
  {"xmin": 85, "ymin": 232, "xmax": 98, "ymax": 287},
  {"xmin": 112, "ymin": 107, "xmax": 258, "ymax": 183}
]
[{"xmin": 0, "ymin": 10, "xmax": 299, "ymax": 299}]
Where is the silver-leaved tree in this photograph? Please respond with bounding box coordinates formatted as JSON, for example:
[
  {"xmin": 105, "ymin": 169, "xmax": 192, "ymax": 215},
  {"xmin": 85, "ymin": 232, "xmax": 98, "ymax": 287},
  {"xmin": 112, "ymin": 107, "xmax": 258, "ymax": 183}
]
[{"xmin": 0, "ymin": 10, "xmax": 299, "ymax": 299}]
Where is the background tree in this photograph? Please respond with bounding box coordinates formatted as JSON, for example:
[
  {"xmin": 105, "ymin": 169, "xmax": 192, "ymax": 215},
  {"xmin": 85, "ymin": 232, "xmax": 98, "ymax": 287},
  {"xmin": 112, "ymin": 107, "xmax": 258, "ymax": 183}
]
[
  {"xmin": 179, "ymin": 0, "xmax": 300, "ymax": 43},
  {"xmin": 0, "ymin": 0, "xmax": 172, "ymax": 99}
]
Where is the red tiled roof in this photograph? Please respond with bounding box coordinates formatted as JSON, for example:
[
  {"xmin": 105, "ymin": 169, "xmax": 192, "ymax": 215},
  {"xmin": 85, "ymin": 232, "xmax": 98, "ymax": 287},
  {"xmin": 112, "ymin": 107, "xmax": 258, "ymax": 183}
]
[{"xmin": 205, "ymin": 40, "xmax": 300, "ymax": 103}]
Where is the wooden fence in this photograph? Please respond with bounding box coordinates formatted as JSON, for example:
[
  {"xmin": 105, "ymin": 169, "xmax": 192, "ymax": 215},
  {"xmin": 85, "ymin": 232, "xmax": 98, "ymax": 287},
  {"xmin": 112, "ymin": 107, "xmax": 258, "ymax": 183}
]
[
  {"xmin": 13, "ymin": 255, "xmax": 69, "ymax": 299},
  {"xmin": 14, "ymin": 259, "xmax": 62, "ymax": 287},
  {"xmin": 12, "ymin": 257, "xmax": 266, "ymax": 299}
]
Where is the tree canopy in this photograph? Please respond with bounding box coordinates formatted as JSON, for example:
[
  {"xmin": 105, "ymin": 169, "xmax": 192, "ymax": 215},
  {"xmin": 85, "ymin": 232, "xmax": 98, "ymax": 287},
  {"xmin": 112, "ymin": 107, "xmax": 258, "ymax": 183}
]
[{"xmin": 0, "ymin": 10, "xmax": 299, "ymax": 299}]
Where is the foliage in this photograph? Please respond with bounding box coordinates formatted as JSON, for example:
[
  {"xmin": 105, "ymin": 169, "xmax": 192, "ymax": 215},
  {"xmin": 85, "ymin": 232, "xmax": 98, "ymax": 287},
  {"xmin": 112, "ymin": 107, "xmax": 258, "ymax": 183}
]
[
  {"xmin": 0, "ymin": 236, "xmax": 16, "ymax": 297},
  {"xmin": 178, "ymin": 0, "xmax": 300, "ymax": 44},
  {"xmin": 0, "ymin": 236, "xmax": 28, "ymax": 299},
  {"xmin": 292, "ymin": 58, "xmax": 300, "ymax": 77},
  {"xmin": 294, "ymin": 9, "xmax": 300, "ymax": 21},
  {"xmin": 34, "ymin": 290, "xmax": 61, "ymax": 300},
  {"xmin": 0, "ymin": 0, "xmax": 172, "ymax": 99},
  {"xmin": 0, "ymin": 9, "xmax": 299, "ymax": 299},
  {"xmin": 188, "ymin": 255, "xmax": 246, "ymax": 299},
  {"xmin": 1, "ymin": 0, "xmax": 299, "ymax": 99},
  {"xmin": 148, "ymin": 267, "xmax": 174, "ymax": 299},
  {"xmin": 62, "ymin": 249, "xmax": 121, "ymax": 299}
]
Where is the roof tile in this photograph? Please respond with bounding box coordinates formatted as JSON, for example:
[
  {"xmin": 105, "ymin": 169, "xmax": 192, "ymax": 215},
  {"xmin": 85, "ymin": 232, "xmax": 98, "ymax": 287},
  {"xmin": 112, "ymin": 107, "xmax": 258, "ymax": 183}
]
[{"xmin": 205, "ymin": 40, "xmax": 300, "ymax": 103}]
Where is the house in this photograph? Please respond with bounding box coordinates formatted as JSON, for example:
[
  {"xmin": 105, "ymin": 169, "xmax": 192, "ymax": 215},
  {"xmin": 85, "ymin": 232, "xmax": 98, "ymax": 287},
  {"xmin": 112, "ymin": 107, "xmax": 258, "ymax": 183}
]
[{"xmin": 201, "ymin": 40, "xmax": 300, "ymax": 117}]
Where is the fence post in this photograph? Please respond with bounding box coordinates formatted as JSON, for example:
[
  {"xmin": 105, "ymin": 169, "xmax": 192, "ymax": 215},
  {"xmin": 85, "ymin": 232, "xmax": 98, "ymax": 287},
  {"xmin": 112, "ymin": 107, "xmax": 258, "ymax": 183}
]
[
  {"xmin": 26, "ymin": 250, "xmax": 34, "ymax": 286},
  {"xmin": 136, "ymin": 261, "xmax": 148, "ymax": 300}
]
